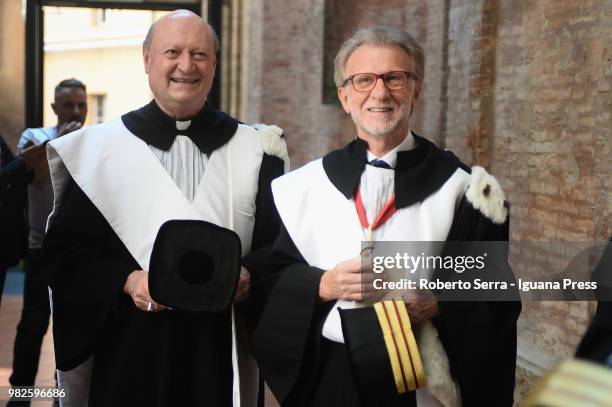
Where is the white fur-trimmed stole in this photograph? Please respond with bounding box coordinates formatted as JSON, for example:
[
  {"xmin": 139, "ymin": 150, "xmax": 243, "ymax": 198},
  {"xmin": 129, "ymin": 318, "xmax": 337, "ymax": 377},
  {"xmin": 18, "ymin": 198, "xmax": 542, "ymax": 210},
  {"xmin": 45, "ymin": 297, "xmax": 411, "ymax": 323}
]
[
  {"xmin": 252, "ymin": 123, "xmax": 289, "ymax": 171},
  {"xmin": 418, "ymin": 321, "xmax": 461, "ymax": 407},
  {"xmin": 465, "ymin": 166, "xmax": 508, "ymax": 224}
]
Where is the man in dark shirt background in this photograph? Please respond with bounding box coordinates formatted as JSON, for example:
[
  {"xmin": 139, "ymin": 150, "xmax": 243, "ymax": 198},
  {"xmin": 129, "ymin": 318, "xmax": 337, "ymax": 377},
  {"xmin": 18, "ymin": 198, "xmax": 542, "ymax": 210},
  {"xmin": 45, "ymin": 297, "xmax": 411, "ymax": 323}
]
[{"xmin": 0, "ymin": 132, "xmax": 46, "ymax": 308}]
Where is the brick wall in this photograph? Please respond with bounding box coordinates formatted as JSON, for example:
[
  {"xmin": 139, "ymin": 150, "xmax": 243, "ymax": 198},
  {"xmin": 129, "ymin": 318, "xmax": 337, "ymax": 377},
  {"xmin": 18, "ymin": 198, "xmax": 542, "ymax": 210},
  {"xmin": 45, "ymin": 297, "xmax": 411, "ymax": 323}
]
[
  {"xmin": 493, "ymin": 0, "xmax": 612, "ymax": 395},
  {"xmin": 257, "ymin": 0, "xmax": 345, "ymax": 167},
  {"xmin": 418, "ymin": 0, "xmax": 446, "ymax": 147},
  {"xmin": 248, "ymin": 0, "xmax": 431, "ymax": 168}
]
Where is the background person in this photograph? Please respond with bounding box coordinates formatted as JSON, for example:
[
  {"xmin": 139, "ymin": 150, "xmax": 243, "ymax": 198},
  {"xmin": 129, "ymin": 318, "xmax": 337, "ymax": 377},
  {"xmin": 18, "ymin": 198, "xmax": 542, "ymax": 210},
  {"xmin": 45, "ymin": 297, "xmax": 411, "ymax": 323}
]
[
  {"xmin": 9, "ymin": 79, "xmax": 88, "ymax": 400},
  {"xmin": 0, "ymin": 134, "xmax": 46, "ymax": 310}
]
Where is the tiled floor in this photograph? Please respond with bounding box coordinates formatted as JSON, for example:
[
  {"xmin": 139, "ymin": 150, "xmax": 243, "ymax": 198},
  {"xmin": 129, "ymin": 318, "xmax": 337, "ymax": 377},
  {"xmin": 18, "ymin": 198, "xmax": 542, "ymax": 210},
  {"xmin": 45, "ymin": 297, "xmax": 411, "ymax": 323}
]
[
  {"xmin": 1, "ymin": 270, "xmax": 56, "ymax": 406},
  {"xmin": 1, "ymin": 269, "xmax": 279, "ymax": 407}
]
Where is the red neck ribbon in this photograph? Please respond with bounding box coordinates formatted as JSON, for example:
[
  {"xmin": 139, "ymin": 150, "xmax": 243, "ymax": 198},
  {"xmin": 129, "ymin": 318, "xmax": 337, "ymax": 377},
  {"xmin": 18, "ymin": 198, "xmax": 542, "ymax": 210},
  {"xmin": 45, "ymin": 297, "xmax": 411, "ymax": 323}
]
[{"xmin": 354, "ymin": 187, "xmax": 397, "ymax": 240}]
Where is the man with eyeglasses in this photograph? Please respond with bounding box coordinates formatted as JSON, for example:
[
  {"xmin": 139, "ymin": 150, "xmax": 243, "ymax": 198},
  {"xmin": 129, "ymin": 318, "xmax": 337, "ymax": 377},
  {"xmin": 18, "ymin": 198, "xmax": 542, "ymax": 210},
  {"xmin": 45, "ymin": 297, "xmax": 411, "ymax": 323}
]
[{"xmin": 253, "ymin": 26, "xmax": 520, "ymax": 406}]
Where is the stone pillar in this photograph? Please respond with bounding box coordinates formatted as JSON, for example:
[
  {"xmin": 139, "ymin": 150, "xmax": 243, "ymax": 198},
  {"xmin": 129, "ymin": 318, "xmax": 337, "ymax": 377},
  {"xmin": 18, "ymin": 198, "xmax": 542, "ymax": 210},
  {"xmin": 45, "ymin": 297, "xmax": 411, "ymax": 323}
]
[{"xmin": 0, "ymin": 0, "xmax": 26, "ymax": 149}]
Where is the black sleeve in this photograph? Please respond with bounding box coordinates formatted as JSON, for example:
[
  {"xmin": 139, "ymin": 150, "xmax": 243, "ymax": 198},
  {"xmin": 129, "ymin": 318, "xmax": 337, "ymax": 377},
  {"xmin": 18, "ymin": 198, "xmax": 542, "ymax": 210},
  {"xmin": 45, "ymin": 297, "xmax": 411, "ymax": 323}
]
[
  {"xmin": 251, "ymin": 222, "xmax": 334, "ymax": 404},
  {"xmin": 42, "ymin": 178, "xmax": 138, "ymax": 371},
  {"xmin": 576, "ymin": 301, "xmax": 612, "ymax": 364},
  {"xmin": 0, "ymin": 158, "xmax": 32, "ymax": 192},
  {"xmin": 0, "ymin": 134, "xmax": 32, "ymax": 194},
  {"xmin": 435, "ymin": 203, "xmax": 521, "ymax": 406},
  {"xmin": 0, "ymin": 137, "xmax": 30, "ymax": 267},
  {"xmin": 576, "ymin": 239, "xmax": 612, "ymax": 363},
  {"xmin": 241, "ymin": 153, "xmax": 332, "ymax": 404},
  {"xmin": 243, "ymin": 153, "xmax": 285, "ymax": 261},
  {"xmin": 238, "ymin": 154, "xmax": 284, "ymax": 328}
]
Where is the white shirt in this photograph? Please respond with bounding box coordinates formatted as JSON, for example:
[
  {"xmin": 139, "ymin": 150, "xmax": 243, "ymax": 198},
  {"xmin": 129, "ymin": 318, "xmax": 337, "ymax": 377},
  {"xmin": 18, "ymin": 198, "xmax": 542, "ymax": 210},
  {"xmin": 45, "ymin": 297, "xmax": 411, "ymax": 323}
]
[
  {"xmin": 18, "ymin": 126, "xmax": 57, "ymax": 249},
  {"xmin": 148, "ymin": 120, "xmax": 208, "ymax": 201},
  {"xmin": 365, "ymin": 131, "xmax": 416, "ymax": 169},
  {"xmin": 353, "ymin": 132, "xmax": 449, "ymax": 407},
  {"xmin": 360, "ymin": 132, "xmax": 416, "ymax": 241}
]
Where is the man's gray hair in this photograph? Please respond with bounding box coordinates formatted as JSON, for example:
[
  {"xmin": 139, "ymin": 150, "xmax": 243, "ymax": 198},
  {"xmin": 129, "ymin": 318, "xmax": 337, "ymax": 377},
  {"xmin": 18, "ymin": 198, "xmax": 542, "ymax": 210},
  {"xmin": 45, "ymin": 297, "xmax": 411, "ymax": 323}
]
[
  {"xmin": 143, "ymin": 13, "xmax": 220, "ymax": 54},
  {"xmin": 334, "ymin": 26, "xmax": 424, "ymax": 87}
]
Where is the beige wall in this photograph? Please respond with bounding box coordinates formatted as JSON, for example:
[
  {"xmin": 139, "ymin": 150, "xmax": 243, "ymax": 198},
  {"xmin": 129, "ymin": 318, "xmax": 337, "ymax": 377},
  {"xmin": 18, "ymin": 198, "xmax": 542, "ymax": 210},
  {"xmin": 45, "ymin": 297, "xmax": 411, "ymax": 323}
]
[
  {"xmin": 42, "ymin": 7, "xmax": 171, "ymax": 127},
  {"xmin": 44, "ymin": 47, "xmax": 152, "ymax": 126},
  {"xmin": 0, "ymin": 2, "xmax": 205, "ymax": 149},
  {"xmin": 0, "ymin": 0, "xmax": 26, "ymax": 150}
]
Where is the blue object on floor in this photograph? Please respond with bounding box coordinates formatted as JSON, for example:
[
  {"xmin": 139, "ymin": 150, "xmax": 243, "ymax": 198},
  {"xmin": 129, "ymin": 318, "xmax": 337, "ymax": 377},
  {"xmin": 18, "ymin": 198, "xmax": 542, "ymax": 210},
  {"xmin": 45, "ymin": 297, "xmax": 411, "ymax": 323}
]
[{"xmin": 3, "ymin": 265, "xmax": 25, "ymax": 295}]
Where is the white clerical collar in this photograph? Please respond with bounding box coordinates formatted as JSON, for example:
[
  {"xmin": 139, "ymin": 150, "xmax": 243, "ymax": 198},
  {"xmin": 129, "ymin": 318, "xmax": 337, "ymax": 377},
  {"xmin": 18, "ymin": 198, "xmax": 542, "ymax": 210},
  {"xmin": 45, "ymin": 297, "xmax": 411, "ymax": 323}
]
[
  {"xmin": 176, "ymin": 120, "xmax": 191, "ymax": 131},
  {"xmin": 366, "ymin": 131, "xmax": 416, "ymax": 169}
]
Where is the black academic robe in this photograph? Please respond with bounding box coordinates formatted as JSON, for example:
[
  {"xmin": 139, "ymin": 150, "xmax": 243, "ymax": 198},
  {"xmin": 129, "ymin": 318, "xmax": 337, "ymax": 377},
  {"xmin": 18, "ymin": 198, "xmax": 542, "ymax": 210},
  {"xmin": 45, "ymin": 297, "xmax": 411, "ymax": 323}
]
[
  {"xmin": 42, "ymin": 101, "xmax": 284, "ymax": 407},
  {"xmin": 252, "ymin": 135, "xmax": 521, "ymax": 407},
  {"xmin": 576, "ymin": 238, "xmax": 612, "ymax": 365}
]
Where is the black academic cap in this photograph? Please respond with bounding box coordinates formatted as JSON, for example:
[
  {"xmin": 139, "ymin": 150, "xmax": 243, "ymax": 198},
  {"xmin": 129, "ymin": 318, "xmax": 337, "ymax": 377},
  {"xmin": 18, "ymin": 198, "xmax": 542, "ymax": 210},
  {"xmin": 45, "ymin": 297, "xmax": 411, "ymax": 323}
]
[
  {"xmin": 149, "ymin": 219, "xmax": 242, "ymax": 312},
  {"xmin": 339, "ymin": 300, "xmax": 426, "ymax": 404}
]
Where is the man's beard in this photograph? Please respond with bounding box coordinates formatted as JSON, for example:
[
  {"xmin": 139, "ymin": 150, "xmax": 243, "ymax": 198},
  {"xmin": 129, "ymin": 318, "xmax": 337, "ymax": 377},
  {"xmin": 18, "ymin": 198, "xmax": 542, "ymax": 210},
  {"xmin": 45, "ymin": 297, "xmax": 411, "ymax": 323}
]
[{"xmin": 351, "ymin": 105, "xmax": 412, "ymax": 138}]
